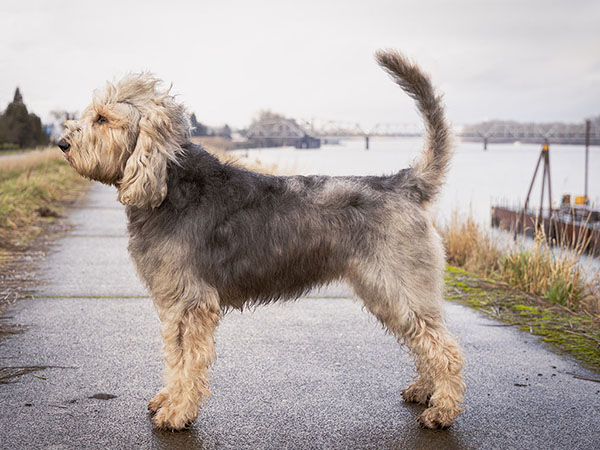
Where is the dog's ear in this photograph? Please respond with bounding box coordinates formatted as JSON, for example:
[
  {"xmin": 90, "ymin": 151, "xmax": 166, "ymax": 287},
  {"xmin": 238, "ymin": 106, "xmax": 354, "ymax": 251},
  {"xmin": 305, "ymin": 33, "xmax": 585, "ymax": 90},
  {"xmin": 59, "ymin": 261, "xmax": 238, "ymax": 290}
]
[{"xmin": 117, "ymin": 94, "xmax": 189, "ymax": 209}]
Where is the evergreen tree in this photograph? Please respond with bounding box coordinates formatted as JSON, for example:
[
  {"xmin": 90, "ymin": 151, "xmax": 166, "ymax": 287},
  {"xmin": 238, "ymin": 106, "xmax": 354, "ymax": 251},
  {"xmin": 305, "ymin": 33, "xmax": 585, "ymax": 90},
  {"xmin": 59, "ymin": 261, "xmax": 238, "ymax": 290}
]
[
  {"xmin": 0, "ymin": 112, "xmax": 6, "ymax": 145},
  {"xmin": 29, "ymin": 113, "xmax": 48, "ymax": 146},
  {"xmin": 4, "ymin": 100, "xmax": 32, "ymax": 148},
  {"xmin": 0, "ymin": 87, "xmax": 48, "ymax": 148},
  {"xmin": 13, "ymin": 87, "xmax": 23, "ymax": 104}
]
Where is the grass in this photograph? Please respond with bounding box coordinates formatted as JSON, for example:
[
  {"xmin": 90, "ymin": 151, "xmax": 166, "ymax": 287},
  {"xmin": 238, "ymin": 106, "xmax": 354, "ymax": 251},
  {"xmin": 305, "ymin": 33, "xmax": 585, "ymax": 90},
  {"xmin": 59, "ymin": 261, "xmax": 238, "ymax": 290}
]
[
  {"xmin": 440, "ymin": 211, "xmax": 600, "ymax": 315},
  {"xmin": 443, "ymin": 210, "xmax": 504, "ymax": 275},
  {"xmin": 0, "ymin": 147, "xmax": 90, "ymax": 261},
  {"xmin": 191, "ymin": 136, "xmax": 241, "ymax": 152},
  {"xmin": 446, "ymin": 266, "xmax": 600, "ymax": 371},
  {"xmin": 500, "ymin": 232, "xmax": 586, "ymax": 309}
]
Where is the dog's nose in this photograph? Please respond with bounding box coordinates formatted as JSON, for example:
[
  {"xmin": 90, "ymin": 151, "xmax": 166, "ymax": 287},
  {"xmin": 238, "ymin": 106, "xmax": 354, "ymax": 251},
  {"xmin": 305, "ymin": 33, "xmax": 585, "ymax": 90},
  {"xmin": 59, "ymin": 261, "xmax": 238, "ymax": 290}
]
[{"xmin": 57, "ymin": 139, "xmax": 70, "ymax": 152}]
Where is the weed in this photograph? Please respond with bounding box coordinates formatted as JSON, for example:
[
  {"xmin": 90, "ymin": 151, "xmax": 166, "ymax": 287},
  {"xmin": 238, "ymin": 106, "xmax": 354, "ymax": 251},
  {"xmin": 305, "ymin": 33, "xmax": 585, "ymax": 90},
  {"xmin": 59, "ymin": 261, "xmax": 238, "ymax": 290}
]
[{"xmin": 441, "ymin": 211, "xmax": 599, "ymax": 315}]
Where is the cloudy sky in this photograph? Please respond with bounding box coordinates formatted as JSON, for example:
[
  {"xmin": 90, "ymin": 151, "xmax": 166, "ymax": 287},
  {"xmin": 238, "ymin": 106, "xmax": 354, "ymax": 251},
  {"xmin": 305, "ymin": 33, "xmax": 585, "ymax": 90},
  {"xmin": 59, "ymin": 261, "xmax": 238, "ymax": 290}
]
[{"xmin": 1, "ymin": 0, "xmax": 599, "ymax": 129}]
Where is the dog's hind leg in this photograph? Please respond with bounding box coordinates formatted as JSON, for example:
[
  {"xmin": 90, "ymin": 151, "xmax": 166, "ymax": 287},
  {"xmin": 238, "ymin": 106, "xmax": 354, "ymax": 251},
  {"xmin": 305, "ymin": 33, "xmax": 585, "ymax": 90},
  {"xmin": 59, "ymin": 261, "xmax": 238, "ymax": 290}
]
[
  {"xmin": 401, "ymin": 351, "xmax": 434, "ymax": 406},
  {"xmin": 349, "ymin": 263, "xmax": 464, "ymax": 429},
  {"xmin": 151, "ymin": 297, "xmax": 220, "ymax": 431},
  {"xmin": 403, "ymin": 316, "xmax": 464, "ymax": 428}
]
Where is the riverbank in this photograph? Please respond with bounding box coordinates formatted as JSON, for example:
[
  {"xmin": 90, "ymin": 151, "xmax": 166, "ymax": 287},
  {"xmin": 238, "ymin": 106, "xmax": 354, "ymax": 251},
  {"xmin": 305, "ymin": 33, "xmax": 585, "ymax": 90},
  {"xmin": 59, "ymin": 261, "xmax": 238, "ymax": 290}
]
[{"xmin": 446, "ymin": 266, "xmax": 600, "ymax": 371}]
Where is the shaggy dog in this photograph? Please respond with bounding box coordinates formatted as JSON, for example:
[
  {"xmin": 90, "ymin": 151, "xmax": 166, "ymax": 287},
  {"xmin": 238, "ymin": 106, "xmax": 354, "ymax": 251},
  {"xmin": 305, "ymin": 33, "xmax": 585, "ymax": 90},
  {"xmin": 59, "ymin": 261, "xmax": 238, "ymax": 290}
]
[{"xmin": 58, "ymin": 50, "xmax": 464, "ymax": 431}]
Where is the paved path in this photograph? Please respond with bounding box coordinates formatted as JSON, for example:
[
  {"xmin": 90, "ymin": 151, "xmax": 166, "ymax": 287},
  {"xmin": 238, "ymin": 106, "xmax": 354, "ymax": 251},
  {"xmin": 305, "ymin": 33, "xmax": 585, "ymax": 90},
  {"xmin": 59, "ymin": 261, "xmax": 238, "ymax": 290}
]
[{"xmin": 1, "ymin": 183, "xmax": 599, "ymax": 449}]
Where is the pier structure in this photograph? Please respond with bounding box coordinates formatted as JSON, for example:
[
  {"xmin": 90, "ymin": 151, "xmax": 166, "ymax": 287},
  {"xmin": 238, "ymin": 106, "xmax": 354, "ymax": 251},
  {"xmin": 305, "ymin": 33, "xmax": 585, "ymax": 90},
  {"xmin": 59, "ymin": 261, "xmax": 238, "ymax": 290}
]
[{"xmin": 246, "ymin": 118, "xmax": 320, "ymax": 149}]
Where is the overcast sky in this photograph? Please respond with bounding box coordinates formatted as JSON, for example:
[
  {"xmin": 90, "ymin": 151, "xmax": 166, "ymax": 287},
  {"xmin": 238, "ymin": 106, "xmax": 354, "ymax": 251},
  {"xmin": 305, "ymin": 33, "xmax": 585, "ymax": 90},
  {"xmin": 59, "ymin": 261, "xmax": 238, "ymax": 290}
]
[{"xmin": 1, "ymin": 0, "xmax": 599, "ymax": 129}]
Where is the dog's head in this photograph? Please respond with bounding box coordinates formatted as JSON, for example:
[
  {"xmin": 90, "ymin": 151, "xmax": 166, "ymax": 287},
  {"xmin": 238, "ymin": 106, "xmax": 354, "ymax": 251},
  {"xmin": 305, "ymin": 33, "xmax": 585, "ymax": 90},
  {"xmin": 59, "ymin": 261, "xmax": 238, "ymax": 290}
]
[{"xmin": 59, "ymin": 74, "xmax": 190, "ymax": 209}]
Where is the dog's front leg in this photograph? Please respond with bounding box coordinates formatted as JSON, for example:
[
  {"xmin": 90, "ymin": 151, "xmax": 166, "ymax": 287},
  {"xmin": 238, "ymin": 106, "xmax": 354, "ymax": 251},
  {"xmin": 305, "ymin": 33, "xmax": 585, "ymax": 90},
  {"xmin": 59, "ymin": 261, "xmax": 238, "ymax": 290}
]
[{"xmin": 150, "ymin": 300, "xmax": 220, "ymax": 431}]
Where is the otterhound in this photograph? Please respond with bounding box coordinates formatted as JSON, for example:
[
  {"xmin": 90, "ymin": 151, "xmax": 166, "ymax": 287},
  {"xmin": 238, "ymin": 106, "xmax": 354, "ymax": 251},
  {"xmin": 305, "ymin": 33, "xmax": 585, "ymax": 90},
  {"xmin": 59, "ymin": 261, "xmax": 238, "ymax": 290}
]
[{"xmin": 58, "ymin": 50, "xmax": 464, "ymax": 431}]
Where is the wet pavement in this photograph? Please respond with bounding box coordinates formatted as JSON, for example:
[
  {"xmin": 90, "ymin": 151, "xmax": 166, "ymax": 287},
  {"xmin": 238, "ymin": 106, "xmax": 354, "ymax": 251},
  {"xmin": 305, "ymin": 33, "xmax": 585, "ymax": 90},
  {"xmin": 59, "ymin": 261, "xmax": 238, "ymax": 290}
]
[{"xmin": 1, "ymin": 183, "xmax": 599, "ymax": 449}]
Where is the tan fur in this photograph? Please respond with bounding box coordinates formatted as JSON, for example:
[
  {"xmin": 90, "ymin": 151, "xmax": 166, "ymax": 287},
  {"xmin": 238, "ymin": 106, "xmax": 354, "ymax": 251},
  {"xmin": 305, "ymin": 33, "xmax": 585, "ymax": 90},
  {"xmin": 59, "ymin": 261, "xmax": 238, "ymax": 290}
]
[{"xmin": 63, "ymin": 74, "xmax": 190, "ymax": 209}]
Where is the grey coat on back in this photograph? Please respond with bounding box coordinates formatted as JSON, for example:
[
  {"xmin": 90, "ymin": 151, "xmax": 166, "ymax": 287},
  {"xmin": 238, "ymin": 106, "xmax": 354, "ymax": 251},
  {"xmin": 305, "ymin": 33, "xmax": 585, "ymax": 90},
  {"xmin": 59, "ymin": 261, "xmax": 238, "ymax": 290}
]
[{"xmin": 127, "ymin": 142, "xmax": 438, "ymax": 309}]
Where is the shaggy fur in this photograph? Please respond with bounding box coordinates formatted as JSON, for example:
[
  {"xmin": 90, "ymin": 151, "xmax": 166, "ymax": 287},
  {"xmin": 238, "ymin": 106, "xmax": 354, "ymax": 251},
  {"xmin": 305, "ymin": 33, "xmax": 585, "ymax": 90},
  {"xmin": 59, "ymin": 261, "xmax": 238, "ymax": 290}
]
[{"xmin": 59, "ymin": 50, "xmax": 464, "ymax": 431}]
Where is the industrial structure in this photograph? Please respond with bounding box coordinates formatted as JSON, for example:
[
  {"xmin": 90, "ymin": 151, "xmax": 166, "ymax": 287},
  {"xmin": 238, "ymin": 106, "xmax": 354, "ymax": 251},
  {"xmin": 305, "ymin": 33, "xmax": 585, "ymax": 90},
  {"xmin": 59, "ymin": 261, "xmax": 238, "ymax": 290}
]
[{"xmin": 246, "ymin": 118, "xmax": 320, "ymax": 149}]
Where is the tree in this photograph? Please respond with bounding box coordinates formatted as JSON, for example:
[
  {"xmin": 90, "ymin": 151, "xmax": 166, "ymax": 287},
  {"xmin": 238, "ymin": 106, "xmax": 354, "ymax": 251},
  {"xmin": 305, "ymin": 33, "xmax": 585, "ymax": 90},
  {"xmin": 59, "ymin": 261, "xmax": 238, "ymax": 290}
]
[
  {"xmin": 29, "ymin": 113, "xmax": 48, "ymax": 146},
  {"xmin": 0, "ymin": 87, "xmax": 48, "ymax": 148},
  {"xmin": 190, "ymin": 113, "xmax": 208, "ymax": 137},
  {"xmin": 13, "ymin": 87, "xmax": 23, "ymax": 104},
  {"xmin": 4, "ymin": 100, "xmax": 32, "ymax": 148},
  {"xmin": 218, "ymin": 124, "xmax": 231, "ymax": 139}
]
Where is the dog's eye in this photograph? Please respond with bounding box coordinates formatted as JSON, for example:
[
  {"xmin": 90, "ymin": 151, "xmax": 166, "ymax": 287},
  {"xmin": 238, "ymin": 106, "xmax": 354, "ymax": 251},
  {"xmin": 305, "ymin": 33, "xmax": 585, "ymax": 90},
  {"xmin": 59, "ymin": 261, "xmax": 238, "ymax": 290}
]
[{"xmin": 95, "ymin": 115, "xmax": 108, "ymax": 124}]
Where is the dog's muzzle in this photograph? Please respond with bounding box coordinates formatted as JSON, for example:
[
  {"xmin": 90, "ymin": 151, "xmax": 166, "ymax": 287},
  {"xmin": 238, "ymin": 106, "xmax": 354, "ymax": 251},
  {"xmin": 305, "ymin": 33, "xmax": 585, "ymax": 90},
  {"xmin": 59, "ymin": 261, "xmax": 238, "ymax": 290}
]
[{"xmin": 57, "ymin": 139, "xmax": 71, "ymax": 153}]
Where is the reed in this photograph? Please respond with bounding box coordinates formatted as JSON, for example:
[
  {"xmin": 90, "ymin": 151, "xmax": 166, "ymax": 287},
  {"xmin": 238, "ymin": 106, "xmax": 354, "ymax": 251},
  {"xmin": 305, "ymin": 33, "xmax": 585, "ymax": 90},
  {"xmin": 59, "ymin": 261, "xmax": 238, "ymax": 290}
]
[
  {"xmin": 440, "ymin": 211, "xmax": 600, "ymax": 314},
  {"xmin": 500, "ymin": 230, "xmax": 585, "ymax": 309},
  {"xmin": 442, "ymin": 211, "xmax": 503, "ymax": 275}
]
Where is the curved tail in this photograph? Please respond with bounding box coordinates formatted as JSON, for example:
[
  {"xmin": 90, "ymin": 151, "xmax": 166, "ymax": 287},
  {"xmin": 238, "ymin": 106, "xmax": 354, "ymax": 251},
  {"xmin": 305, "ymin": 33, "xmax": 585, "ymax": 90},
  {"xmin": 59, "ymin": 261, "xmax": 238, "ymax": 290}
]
[{"xmin": 376, "ymin": 50, "xmax": 453, "ymax": 204}]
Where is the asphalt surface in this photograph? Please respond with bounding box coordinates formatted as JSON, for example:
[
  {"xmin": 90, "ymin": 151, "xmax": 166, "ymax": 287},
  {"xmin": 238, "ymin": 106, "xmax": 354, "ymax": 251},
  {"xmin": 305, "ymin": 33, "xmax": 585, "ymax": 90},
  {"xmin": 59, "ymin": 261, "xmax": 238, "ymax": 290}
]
[{"xmin": 1, "ymin": 183, "xmax": 599, "ymax": 450}]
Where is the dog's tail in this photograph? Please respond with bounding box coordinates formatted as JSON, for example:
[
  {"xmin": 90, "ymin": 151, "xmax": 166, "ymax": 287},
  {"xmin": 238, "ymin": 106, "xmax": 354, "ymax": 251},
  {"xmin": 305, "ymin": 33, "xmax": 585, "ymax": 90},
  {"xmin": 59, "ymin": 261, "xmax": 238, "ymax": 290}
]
[{"xmin": 376, "ymin": 50, "xmax": 453, "ymax": 204}]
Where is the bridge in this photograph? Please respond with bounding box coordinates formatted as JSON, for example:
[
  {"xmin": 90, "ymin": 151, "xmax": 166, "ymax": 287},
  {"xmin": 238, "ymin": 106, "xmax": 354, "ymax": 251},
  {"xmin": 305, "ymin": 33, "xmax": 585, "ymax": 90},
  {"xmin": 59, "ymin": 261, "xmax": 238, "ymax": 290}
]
[
  {"xmin": 246, "ymin": 116, "xmax": 599, "ymax": 145},
  {"xmin": 459, "ymin": 120, "xmax": 600, "ymax": 145},
  {"xmin": 297, "ymin": 119, "xmax": 424, "ymax": 137},
  {"xmin": 300, "ymin": 118, "xmax": 599, "ymax": 145}
]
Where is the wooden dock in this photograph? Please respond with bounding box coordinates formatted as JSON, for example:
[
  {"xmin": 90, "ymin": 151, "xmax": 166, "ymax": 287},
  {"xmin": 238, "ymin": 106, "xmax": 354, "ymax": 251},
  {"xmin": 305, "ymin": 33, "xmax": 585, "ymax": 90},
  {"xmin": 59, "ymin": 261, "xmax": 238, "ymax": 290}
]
[{"xmin": 491, "ymin": 206, "xmax": 600, "ymax": 256}]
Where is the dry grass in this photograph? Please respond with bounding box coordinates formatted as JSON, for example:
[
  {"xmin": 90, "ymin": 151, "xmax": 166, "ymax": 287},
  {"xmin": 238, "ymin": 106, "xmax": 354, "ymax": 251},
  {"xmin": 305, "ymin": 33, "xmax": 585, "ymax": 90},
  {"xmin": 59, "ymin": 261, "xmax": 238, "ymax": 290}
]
[
  {"xmin": 440, "ymin": 211, "xmax": 600, "ymax": 315},
  {"xmin": 191, "ymin": 136, "xmax": 240, "ymax": 152},
  {"xmin": 0, "ymin": 147, "xmax": 90, "ymax": 256},
  {"xmin": 0, "ymin": 148, "xmax": 66, "ymax": 177},
  {"xmin": 500, "ymin": 231, "xmax": 586, "ymax": 310},
  {"xmin": 442, "ymin": 211, "xmax": 504, "ymax": 275},
  {"xmin": 586, "ymin": 272, "xmax": 600, "ymax": 313}
]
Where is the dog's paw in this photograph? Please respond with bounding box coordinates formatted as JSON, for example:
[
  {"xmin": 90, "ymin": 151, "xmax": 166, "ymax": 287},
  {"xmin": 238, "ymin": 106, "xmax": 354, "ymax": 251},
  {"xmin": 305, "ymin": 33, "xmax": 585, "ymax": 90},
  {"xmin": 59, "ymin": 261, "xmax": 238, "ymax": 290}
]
[
  {"xmin": 152, "ymin": 405, "xmax": 197, "ymax": 431},
  {"xmin": 401, "ymin": 384, "xmax": 431, "ymax": 405},
  {"xmin": 418, "ymin": 406, "xmax": 459, "ymax": 429},
  {"xmin": 148, "ymin": 391, "xmax": 169, "ymax": 415}
]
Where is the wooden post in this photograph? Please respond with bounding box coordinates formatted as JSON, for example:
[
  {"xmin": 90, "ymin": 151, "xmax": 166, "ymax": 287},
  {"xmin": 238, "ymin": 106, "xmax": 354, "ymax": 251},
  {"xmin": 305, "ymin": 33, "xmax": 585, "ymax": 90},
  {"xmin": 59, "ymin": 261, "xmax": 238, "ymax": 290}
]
[
  {"xmin": 545, "ymin": 143, "xmax": 557, "ymax": 239},
  {"xmin": 538, "ymin": 157, "xmax": 547, "ymax": 224},
  {"xmin": 585, "ymin": 119, "xmax": 590, "ymax": 200},
  {"xmin": 365, "ymin": 135, "xmax": 369, "ymax": 150},
  {"xmin": 519, "ymin": 149, "xmax": 544, "ymax": 234}
]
